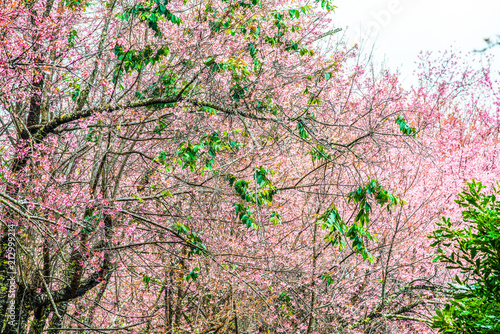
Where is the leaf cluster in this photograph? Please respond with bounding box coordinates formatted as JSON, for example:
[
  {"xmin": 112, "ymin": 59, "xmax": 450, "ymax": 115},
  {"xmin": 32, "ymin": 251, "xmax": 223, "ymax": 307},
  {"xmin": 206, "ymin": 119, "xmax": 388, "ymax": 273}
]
[
  {"xmin": 430, "ymin": 180, "xmax": 500, "ymax": 333},
  {"xmin": 319, "ymin": 179, "xmax": 402, "ymax": 263}
]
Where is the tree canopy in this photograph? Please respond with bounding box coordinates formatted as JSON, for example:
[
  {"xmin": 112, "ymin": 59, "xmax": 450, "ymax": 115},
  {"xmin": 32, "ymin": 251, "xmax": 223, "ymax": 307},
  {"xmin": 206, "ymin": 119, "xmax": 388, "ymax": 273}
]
[{"xmin": 0, "ymin": 0, "xmax": 499, "ymax": 333}]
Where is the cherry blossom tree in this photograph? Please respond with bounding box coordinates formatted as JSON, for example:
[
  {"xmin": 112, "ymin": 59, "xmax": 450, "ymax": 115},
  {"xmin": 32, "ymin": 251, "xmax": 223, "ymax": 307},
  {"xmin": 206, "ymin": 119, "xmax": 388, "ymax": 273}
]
[{"xmin": 0, "ymin": 0, "xmax": 499, "ymax": 332}]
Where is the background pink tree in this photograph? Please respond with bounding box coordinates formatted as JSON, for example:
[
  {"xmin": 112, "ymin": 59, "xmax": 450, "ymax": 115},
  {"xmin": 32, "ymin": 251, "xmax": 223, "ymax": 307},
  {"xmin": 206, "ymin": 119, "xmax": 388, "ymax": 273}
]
[{"xmin": 0, "ymin": 0, "xmax": 499, "ymax": 333}]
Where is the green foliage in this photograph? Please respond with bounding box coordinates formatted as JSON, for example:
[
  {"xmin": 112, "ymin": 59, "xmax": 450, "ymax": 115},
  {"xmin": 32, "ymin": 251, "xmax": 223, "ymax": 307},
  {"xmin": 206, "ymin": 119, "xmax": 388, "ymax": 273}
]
[
  {"xmin": 153, "ymin": 119, "xmax": 169, "ymax": 135},
  {"xmin": 117, "ymin": 0, "xmax": 182, "ymax": 36},
  {"xmin": 254, "ymin": 167, "xmax": 272, "ymax": 187},
  {"xmin": 206, "ymin": 0, "xmax": 262, "ymax": 37},
  {"xmin": 68, "ymin": 80, "xmax": 81, "ymax": 102},
  {"xmin": 65, "ymin": 0, "xmax": 90, "ymax": 10},
  {"xmin": 175, "ymin": 131, "xmax": 242, "ymax": 171},
  {"xmin": 82, "ymin": 218, "xmax": 97, "ymax": 234},
  {"xmin": 208, "ymin": 57, "xmax": 255, "ymax": 93},
  {"xmin": 308, "ymin": 144, "xmax": 331, "ymax": 163},
  {"xmin": 278, "ymin": 291, "xmax": 291, "ymax": 305},
  {"xmin": 176, "ymin": 142, "xmax": 203, "ymax": 171},
  {"xmin": 68, "ymin": 29, "xmax": 78, "ymax": 47},
  {"xmin": 113, "ymin": 44, "xmax": 170, "ymax": 82},
  {"xmin": 85, "ymin": 127, "xmax": 98, "ymax": 142},
  {"xmin": 230, "ymin": 84, "xmax": 248, "ymax": 101},
  {"xmin": 307, "ymin": 95, "xmax": 322, "ymax": 105},
  {"xmin": 270, "ymin": 211, "xmax": 282, "ymax": 226},
  {"xmin": 429, "ymin": 180, "xmax": 500, "ymax": 333},
  {"xmin": 315, "ymin": 0, "xmax": 336, "ymax": 11},
  {"xmin": 228, "ymin": 167, "xmax": 277, "ymax": 206},
  {"xmin": 277, "ymin": 291, "xmax": 293, "ymax": 317},
  {"xmin": 228, "ymin": 168, "xmax": 277, "ymax": 229},
  {"xmin": 348, "ymin": 179, "xmax": 402, "ymax": 224},
  {"xmin": 254, "ymin": 8, "xmax": 315, "ymax": 56},
  {"xmin": 136, "ymin": 71, "xmax": 182, "ymax": 105},
  {"xmin": 395, "ymin": 115, "xmax": 417, "ymax": 137},
  {"xmin": 175, "ymin": 223, "xmax": 207, "ymax": 256},
  {"xmin": 82, "ymin": 213, "xmax": 100, "ymax": 234},
  {"xmin": 247, "ymin": 43, "xmax": 261, "ymax": 71},
  {"xmin": 154, "ymin": 151, "xmax": 169, "ymax": 166},
  {"xmin": 201, "ymin": 106, "xmax": 217, "ymax": 115},
  {"xmin": 320, "ymin": 273, "xmax": 334, "ymax": 286},
  {"xmin": 297, "ymin": 121, "xmax": 308, "ymax": 139},
  {"xmin": 319, "ymin": 179, "xmax": 402, "ymax": 263},
  {"xmin": 184, "ymin": 267, "xmax": 199, "ymax": 282},
  {"xmin": 142, "ymin": 275, "xmax": 151, "ymax": 287},
  {"xmin": 288, "ymin": 9, "xmax": 300, "ymax": 19},
  {"xmin": 253, "ymin": 97, "xmax": 280, "ymax": 115},
  {"xmin": 234, "ymin": 203, "xmax": 257, "ymax": 229},
  {"xmin": 203, "ymin": 56, "xmax": 215, "ymax": 67}
]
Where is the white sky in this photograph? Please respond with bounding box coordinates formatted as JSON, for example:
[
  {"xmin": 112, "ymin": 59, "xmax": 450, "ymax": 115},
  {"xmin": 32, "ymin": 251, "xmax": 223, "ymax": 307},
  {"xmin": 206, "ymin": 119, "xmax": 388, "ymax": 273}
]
[{"xmin": 331, "ymin": 0, "xmax": 500, "ymax": 83}]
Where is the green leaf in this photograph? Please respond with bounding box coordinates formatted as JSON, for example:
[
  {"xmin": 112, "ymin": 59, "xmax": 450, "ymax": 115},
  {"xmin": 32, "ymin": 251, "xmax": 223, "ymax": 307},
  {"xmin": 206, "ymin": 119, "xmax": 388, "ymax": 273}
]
[
  {"xmin": 395, "ymin": 115, "xmax": 417, "ymax": 137},
  {"xmin": 185, "ymin": 267, "xmax": 199, "ymax": 282},
  {"xmin": 297, "ymin": 121, "xmax": 308, "ymax": 139},
  {"xmin": 142, "ymin": 275, "xmax": 151, "ymax": 287}
]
